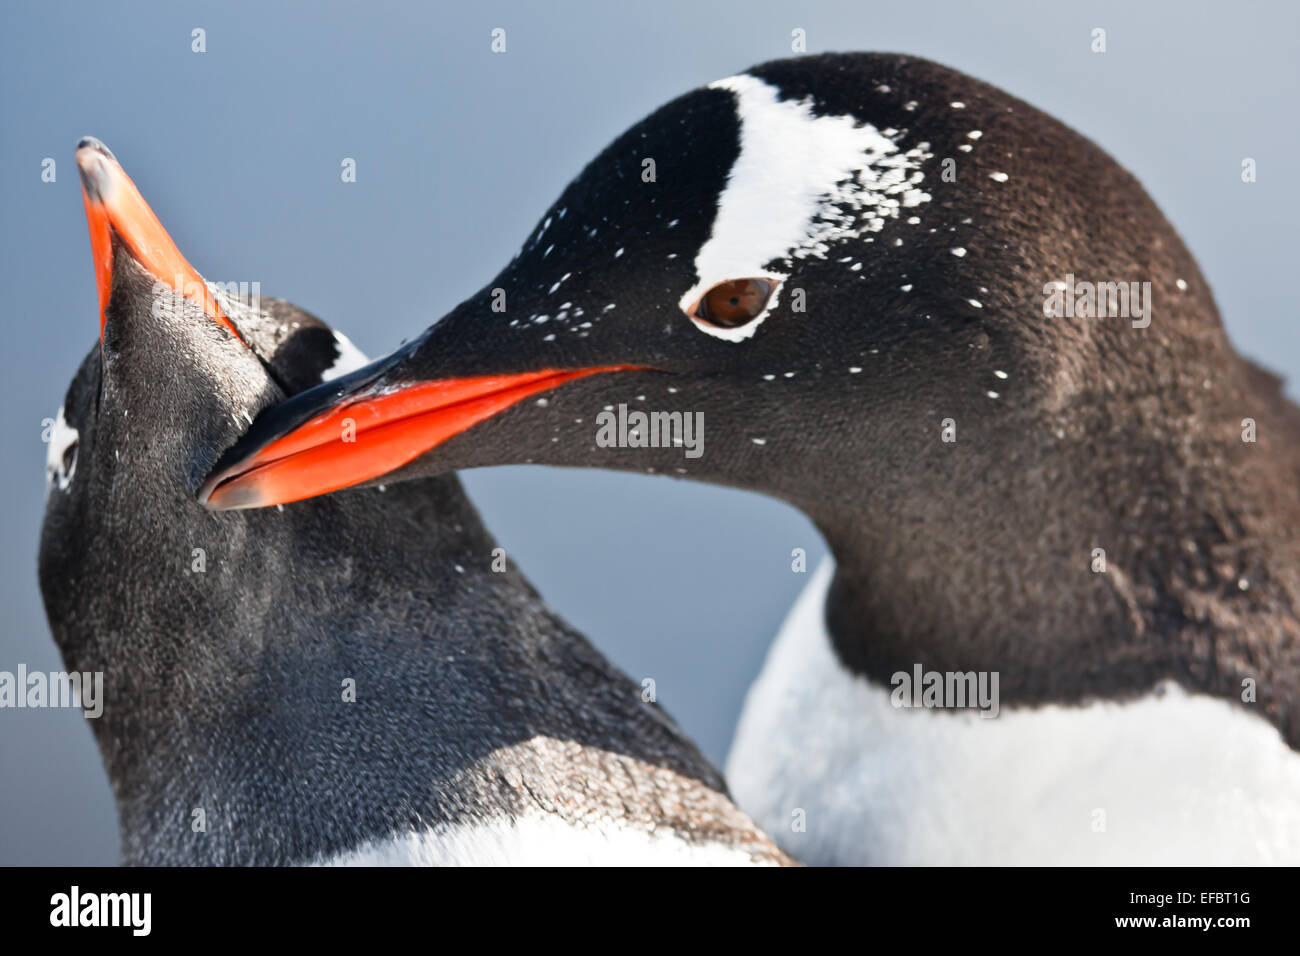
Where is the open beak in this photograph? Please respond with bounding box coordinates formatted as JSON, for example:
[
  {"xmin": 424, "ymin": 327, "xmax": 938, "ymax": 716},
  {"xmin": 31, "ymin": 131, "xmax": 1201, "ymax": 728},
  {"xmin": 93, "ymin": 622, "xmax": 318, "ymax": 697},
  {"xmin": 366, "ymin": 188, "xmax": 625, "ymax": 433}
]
[
  {"xmin": 199, "ymin": 361, "xmax": 634, "ymax": 509},
  {"xmin": 77, "ymin": 136, "xmax": 240, "ymax": 341}
]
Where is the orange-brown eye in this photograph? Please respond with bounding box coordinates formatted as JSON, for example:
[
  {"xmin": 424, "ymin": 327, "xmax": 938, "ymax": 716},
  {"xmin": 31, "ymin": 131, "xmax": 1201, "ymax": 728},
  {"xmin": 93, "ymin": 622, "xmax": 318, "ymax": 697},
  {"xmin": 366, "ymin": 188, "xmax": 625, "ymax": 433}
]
[{"xmin": 694, "ymin": 278, "xmax": 775, "ymax": 328}]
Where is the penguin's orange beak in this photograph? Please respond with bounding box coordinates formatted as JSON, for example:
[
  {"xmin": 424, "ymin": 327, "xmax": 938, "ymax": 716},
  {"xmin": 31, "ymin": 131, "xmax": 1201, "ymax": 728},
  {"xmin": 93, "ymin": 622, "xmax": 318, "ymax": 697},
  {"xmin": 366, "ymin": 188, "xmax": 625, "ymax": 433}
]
[
  {"xmin": 199, "ymin": 366, "xmax": 630, "ymax": 509},
  {"xmin": 76, "ymin": 137, "xmax": 240, "ymax": 341}
]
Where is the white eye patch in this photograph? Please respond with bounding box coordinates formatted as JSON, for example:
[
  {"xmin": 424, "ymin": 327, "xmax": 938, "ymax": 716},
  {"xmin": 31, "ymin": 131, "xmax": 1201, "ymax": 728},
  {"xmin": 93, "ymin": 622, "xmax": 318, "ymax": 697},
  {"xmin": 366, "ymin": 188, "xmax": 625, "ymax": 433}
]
[
  {"xmin": 681, "ymin": 73, "xmax": 933, "ymax": 342},
  {"xmin": 320, "ymin": 330, "xmax": 370, "ymax": 383},
  {"xmin": 45, "ymin": 406, "xmax": 79, "ymax": 493}
]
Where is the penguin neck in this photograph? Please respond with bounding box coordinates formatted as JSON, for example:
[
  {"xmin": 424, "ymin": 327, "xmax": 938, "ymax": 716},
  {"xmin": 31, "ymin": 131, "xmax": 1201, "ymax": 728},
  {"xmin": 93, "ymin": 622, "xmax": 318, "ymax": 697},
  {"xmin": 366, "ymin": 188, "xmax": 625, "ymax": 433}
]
[
  {"xmin": 75, "ymin": 479, "xmax": 729, "ymax": 863},
  {"xmin": 793, "ymin": 355, "xmax": 1300, "ymax": 744}
]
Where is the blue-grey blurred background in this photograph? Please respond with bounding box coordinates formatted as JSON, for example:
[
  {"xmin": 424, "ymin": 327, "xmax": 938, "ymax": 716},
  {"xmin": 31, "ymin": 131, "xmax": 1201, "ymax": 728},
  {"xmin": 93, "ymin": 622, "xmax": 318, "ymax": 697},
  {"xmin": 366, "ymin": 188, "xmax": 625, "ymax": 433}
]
[{"xmin": 2, "ymin": 0, "xmax": 1297, "ymax": 864}]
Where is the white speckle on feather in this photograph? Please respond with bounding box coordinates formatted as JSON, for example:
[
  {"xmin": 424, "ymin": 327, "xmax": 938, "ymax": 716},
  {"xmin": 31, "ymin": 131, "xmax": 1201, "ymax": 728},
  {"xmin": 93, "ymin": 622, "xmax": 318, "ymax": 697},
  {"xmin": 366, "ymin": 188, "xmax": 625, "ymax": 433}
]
[
  {"xmin": 989, "ymin": 172, "xmax": 1009, "ymax": 183},
  {"xmin": 951, "ymin": 247, "xmax": 967, "ymax": 257},
  {"xmin": 994, "ymin": 369, "xmax": 1008, "ymax": 379},
  {"xmin": 1176, "ymin": 278, "xmax": 1188, "ymax": 291},
  {"xmin": 967, "ymin": 130, "xmax": 983, "ymax": 140}
]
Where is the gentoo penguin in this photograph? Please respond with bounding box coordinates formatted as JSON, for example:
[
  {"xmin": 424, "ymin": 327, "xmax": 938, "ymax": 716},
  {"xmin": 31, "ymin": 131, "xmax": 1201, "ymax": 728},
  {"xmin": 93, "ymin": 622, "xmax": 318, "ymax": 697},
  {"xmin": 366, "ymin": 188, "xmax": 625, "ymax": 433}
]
[
  {"xmin": 38, "ymin": 137, "xmax": 790, "ymax": 866},
  {"xmin": 200, "ymin": 54, "xmax": 1300, "ymax": 864}
]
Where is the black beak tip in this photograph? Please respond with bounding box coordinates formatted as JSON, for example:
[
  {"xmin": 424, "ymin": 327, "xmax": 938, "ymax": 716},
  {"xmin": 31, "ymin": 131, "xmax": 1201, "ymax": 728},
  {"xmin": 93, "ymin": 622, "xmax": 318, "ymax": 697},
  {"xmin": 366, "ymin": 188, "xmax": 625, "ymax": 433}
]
[
  {"xmin": 197, "ymin": 474, "xmax": 262, "ymax": 511},
  {"xmin": 76, "ymin": 136, "xmax": 115, "ymax": 158},
  {"xmin": 75, "ymin": 137, "xmax": 117, "ymax": 198}
]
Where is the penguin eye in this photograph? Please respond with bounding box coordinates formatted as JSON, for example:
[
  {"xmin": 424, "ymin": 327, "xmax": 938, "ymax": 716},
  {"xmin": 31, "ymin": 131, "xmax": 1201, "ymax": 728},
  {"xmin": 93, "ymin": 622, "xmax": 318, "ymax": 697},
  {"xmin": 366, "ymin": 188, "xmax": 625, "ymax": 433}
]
[{"xmin": 693, "ymin": 278, "xmax": 775, "ymax": 328}]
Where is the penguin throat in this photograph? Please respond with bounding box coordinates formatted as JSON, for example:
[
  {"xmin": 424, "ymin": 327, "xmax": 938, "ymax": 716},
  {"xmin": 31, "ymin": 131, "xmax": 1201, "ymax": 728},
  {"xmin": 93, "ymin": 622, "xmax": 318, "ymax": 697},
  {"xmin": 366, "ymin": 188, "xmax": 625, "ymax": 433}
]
[{"xmin": 802, "ymin": 454, "xmax": 1300, "ymax": 746}]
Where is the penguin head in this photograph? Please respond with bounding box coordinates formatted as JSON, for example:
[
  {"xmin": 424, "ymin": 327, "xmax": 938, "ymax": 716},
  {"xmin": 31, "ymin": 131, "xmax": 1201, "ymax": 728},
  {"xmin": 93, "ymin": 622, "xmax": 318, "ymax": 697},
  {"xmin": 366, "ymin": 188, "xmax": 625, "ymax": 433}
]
[
  {"xmin": 200, "ymin": 53, "xmax": 1208, "ymax": 511},
  {"xmin": 40, "ymin": 138, "xmax": 368, "ymax": 657}
]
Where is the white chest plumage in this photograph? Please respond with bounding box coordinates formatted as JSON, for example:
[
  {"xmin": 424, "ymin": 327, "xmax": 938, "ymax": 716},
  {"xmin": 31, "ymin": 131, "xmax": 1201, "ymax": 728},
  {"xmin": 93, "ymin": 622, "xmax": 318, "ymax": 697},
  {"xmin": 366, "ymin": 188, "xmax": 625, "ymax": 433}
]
[
  {"xmin": 726, "ymin": 560, "xmax": 1300, "ymax": 865},
  {"xmin": 313, "ymin": 813, "xmax": 769, "ymax": 867}
]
